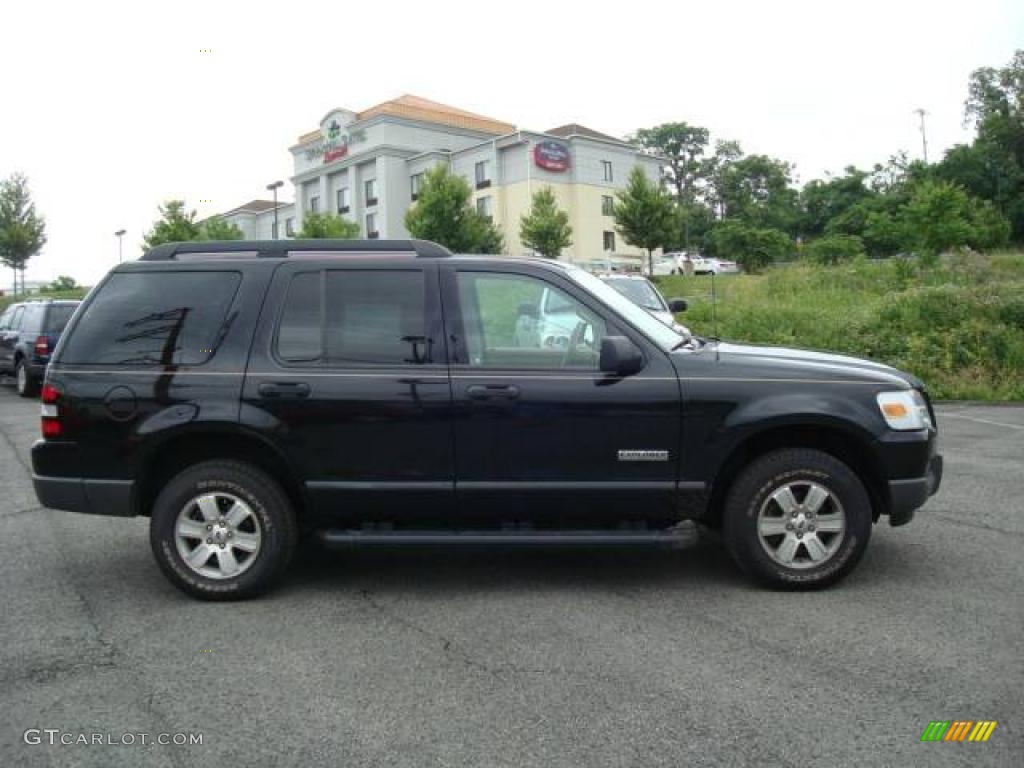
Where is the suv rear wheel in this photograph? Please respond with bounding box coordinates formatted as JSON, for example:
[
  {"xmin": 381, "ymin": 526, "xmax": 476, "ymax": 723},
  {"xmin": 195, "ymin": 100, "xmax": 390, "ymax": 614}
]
[
  {"xmin": 15, "ymin": 359, "xmax": 38, "ymax": 398},
  {"xmin": 723, "ymin": 448, "xmax": 871, "ymax": 589},
  {"xmin": 150, "ymin": 460, "xmax": 297, "ymax": 600}
]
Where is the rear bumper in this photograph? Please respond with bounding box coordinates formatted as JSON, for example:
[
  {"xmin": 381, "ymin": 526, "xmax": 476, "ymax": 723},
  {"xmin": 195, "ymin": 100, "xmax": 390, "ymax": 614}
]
[
  {"xmin": 886, "ymin": 454, "xmax": 943, "ymax": 526},
  {"xmin": 32, "ymin": 474, "xmax": 135, "ymax": 517}
]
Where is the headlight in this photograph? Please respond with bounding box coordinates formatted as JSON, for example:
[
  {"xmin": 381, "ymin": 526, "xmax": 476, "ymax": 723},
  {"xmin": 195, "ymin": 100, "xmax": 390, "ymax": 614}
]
[{"xmin": 876, "ymin": 390, "xmax": 933, "ymax": 431}]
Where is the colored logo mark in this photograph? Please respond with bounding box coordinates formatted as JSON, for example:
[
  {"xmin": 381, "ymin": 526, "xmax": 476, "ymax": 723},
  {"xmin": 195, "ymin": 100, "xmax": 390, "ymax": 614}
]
[{"xmin": 920, "ymin": 721, "xmax": 997, "ymax": 742}]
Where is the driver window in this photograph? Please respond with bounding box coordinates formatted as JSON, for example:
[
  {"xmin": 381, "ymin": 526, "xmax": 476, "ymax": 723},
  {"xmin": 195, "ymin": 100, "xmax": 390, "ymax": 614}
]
[{"xmin": 456, "ymin": 272, "xmax": 606, "ymax": 369}]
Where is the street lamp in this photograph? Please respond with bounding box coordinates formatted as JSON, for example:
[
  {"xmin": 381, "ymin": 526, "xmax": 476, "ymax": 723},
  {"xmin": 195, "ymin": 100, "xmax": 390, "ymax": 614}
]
[
  {"xmin": 266, "ymin": 180, "xmax": 284, "ymax": 238},
  {"xmin": 114, "ymin": 229, "xmax": 126, "ymax": 263}
]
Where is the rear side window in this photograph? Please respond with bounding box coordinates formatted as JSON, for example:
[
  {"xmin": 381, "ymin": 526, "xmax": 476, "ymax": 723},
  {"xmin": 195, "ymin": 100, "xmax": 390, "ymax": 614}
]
[
  {"xmin": 59, "ymin": 272, "xmax": 240, "ymax": 365},
  {"xmin": 44, "ymin": 305, "xmax": 77, "ymax": 334},
  {"xmin": 277, "ymin": 270, "xmax": 428, "ymax": 366},
  {"xmin": 21, "ymin": 305, "xmax": 45, "ymax": 333}
]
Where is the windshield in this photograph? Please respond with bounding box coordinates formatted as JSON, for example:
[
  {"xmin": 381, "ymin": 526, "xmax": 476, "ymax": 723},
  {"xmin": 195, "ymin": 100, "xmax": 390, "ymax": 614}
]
[
  {"xmin": 602, "ymin": 278, "xmax": 666, "ymax": 311},
  {"xmin": 565, "ymin": 266, "xmax": 685, "ymax": 350}
]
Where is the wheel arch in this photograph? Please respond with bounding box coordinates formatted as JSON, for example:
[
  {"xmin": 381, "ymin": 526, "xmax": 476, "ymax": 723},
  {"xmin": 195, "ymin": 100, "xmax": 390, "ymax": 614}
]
[{"xmin": 702, "ymin": 419, "xmax": 888, "ymax": 529}]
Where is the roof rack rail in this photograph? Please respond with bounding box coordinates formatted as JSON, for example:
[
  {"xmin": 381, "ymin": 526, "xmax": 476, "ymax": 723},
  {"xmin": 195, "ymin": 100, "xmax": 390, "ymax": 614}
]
[{"xmin": 139, "ymin": 239, "xmax": 453, "ymax": 261}]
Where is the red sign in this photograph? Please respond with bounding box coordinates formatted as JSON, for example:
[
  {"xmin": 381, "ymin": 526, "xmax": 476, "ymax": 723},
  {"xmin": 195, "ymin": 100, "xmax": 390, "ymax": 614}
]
[
  {"xmin": 324, "ymin": 145, "xmax": 349, "ymax": 163},
  {"xmin": 534, "ymin": 141, "xmax": 570, "ymax": 172}
]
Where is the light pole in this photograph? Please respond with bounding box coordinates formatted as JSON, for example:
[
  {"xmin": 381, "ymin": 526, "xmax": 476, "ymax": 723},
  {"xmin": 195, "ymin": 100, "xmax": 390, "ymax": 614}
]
[
  {"xmin": 914, "ymin": 108, "xmax": 929, "ymax": 164},
  {"xmin": 266, "ymin": 180, "xmax": 283, "ymax": 238},
  {"xmin": 114, "ymin": 229, "xmax": 126, "ymax": 263}
]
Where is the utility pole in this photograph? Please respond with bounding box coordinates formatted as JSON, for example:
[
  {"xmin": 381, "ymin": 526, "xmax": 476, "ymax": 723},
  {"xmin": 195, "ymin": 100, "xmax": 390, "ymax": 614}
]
[
  {"xmin": 914, "ymin": 108, "xmax": 929, "ymax": 164},
  {"xmin": 114, "ymin": 229, "xmax": 126, "ymax": 263}
]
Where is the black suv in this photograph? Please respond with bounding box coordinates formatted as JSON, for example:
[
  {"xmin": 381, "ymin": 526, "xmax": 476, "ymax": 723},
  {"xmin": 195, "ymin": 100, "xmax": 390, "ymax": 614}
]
[
  {"xmin": 0, "ymin": 299, "xmax": 80, "ymax": 397},
  {"xmin": 31, "ymin": 240, "xmax": 942, "ymax": 599}
]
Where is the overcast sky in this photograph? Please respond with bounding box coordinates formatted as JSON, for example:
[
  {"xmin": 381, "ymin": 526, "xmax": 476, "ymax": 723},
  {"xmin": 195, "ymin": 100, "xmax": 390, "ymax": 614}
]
[{"xmin": 1, "ymin": 0, "xmax": 1020, "ymax": 286}]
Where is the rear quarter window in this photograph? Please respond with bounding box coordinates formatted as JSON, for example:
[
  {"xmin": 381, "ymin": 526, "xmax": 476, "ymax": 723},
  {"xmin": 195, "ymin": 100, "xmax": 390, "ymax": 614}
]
[
  {"xmin": 44, "ymin": 305, "xmax": 77, "ymax": 334},
  {"xmin": 58, "ymin": 272, "xmax": 241, "ymax": 365}
]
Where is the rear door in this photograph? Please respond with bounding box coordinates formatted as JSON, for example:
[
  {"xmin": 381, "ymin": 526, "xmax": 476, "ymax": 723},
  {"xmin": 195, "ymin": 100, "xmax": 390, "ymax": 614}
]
[
  {"xmin": 441, "ymin": 263, "xmax": 681, "ymax": 525},
  {"xmin": 0, "ymin": 305, "xmax": 25, "ymax": 371},
  {"xmin": 243, "ymin": 260, "xmax": 454, "ymax": 524}
]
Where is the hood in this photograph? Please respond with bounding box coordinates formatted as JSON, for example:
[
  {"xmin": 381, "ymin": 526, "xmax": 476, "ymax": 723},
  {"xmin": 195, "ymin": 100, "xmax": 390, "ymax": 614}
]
[{"xmin": 703, "ymin": 341, "xmax": 919, "ymax": 388}]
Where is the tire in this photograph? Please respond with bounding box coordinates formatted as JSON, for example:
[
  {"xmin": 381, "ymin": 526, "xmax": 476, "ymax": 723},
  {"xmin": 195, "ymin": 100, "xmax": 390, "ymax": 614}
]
[
  {"xmin": 722, "ymin": 448, "xmax": 871, "ymax": 589},
  {"xmin": 15, "ymin": 359, "xmax": 38, "ymax": 398},
  {"xmin": 150, "ymin": 460, "xmax": 297, "ymax": 600}
]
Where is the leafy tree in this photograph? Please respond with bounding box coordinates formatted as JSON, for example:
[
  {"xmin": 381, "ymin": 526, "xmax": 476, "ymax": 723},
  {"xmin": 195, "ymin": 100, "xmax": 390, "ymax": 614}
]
[
  {"xmin": 663, "ymin": 202, "xmax": 715, "ymax": 252},
  {"xmin": 799, "ymin": 166, "xmax": 874, "ymax": 237},
  {"xmin": 47, "ymin": 275, "xmax": 78, "ymax": 292},
  {"xmin": 200, "ymin": 216, "xmax": 245, "ymax": 241},
  {"xmin": 719, "ymin": 154, "xmax": 800, "ymax": 233},
  {"xmin": 296, "ymin": 212, "xmax": 360, "ymax": 239},
  {"xmin": 709, "ymin": 221, "xmax": 791, "ymax": 273},
  {"xmin": 405, "ymin": 166, "xmax": 504, "ymax": 253},
  {"xmin": 614, "ymin": 167, "xmax": 676, "ymax": 273},
  {"xmin": 805, "ymin": 234, "xmax": 865, "ymax": 265},
  {"xmin": 702, "ymin": 140, "xmax": 743, "ymax": 219},
  {"xmin": 0, "ymin": 173, "xmax": 47, "ymax": 295},
  {"xmin": 825, "ymin": 196, "xmax": 909, "ymax": 256},
  {"xmin": 903, "ymin": 180, "xmax": 1010, "ymax": 260},
  {"xmin": 142, "ymin": 200, "xmax": 202, "ymax": 250},
  {"xmin": 519, "ymin": 186, "xmax": 572, "ymax": 258},
  {"xmin": 632, "ymin": 122, "xmax": 709, "ymax": 204}
]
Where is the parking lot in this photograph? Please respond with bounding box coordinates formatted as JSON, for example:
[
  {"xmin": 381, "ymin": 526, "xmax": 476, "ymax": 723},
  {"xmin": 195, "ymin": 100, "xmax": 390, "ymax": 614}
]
[{"xmin": 0, "ymin": 385, "xmax": 1020, "ymax": 767}]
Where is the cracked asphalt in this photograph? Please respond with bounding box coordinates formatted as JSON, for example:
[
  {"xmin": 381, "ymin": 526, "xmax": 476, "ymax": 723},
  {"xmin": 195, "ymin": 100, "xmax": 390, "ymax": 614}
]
[{"xmin": 0, "ymin": 386, "xmax": 1021, "ymax": 767}]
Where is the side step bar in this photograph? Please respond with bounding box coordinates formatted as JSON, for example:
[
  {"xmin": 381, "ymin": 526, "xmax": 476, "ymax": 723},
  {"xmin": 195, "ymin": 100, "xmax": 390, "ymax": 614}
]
[{"xmin": 318, "ymin": 523, "xmax": 698, "ymax": 549}]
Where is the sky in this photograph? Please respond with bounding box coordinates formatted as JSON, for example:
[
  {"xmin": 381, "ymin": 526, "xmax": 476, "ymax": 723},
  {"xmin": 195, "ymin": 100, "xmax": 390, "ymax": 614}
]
[{"xmin": 1, "ymin": 0, "xmax": 1021, "ymax": 286}]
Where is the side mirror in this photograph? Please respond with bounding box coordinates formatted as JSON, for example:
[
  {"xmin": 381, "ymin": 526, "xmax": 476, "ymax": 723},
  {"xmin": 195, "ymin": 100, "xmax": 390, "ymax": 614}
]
[
  {"xmin": 668, "ymin": 298, "xmax": 688, "ymax": 313},
  {"xmin": 599, "ymin": 336, "xmax": 644, "ymax": 376}
]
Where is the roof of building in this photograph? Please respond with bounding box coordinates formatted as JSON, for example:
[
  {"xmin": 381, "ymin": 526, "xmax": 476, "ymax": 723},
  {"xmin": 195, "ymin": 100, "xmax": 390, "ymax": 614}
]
[
  {"xmin": 546, "ymin": 123, "xmax": 629, "ymax": 145},
  {"xmin": 220, "ymin": 199, "xmax": 292, "ymax": 216},
  {"xmin": 298, "ymin": 95, "xmax": 515, "ymax": 144}
]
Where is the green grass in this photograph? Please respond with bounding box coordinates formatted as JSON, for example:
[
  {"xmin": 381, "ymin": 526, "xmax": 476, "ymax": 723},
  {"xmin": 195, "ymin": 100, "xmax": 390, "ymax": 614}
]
[
  {"xmin": 653, "ymin": 251, "xmax": 1024, "ymax": 401},
  {"xmin": 0, "ymin": 288, "xmax": 89, "ymax": 312}
]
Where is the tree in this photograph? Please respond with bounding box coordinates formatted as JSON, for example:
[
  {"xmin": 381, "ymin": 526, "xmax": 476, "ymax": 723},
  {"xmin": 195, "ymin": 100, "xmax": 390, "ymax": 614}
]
[
  {"xmin": 903, "ymin": 180, "xmax": 1010, "ymax": 260},
  {"xmin": 296, "ymin": 212, "xmax": 360, "ymax": 239},
  {"xmin": 709, "ymin": 221, "xmax": 791, "ymax": 273},
  {"xmin": 804, "ymin": 234, "xmax": 865, "ymax": 265},
  {"xmin": 47, "ymin": 275, "xmax": 78, "ymax": 292},
  {"xmin": 719, "ymin": 154, "xmax": 800, "ymax": 233},
  {"xmin": 519, "ymin": 186, "xmax": 572, "ymax": 258},
  {"xmin": 799, "ymin": 166, "xmax": 874, "ymax": 237},
  {"xmin": 0, "ymin": 173, "xmax": 47, "ymax": 295},
  {"xmin": 702, "ymin": 140, "xmax": 743, "ymax": 220},
  {"xmin": 632, "ymin": 122, "xmax": 709, "ymax": 204},
  {"xmin": 405, "ymin": 166, "xmax": 503, "ymax": 253},
  {"xmin": 613, "ymin": 167, "xmax": 676, "ymax": 274},
  {"xmin": 200, "ymin": 216, "xmax": 245, "ymax": 241},
  {"xmin": 142, "ymin": 200, "xmax": 202, "ymax": 250}
]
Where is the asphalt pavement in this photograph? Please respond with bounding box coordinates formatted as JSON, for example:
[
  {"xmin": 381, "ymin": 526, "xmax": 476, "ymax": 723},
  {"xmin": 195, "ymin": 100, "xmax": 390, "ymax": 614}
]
[{"xmin": 0, "ymin": 386, "xmax": 1020, "ymax": 767}]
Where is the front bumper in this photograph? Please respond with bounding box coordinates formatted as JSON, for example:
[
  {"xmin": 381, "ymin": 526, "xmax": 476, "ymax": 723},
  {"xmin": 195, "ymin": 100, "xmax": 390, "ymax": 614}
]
[
  {"xmin": 32, "ymin": 475, "xmax": 135, "ymax": 517},
  {"xmin": 886, "ymin": 454, "xmax": 943, "ymax": 526}
]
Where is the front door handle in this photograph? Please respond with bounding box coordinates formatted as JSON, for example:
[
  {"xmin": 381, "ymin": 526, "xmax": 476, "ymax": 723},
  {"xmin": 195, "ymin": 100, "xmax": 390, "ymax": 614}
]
[
  {"xmin": 257, "ymin": 381, "xmax": 311, "ymax": 399},
  {"xmin": 466, "ymin": 384, "xmax": 520, "ymax": 400}
]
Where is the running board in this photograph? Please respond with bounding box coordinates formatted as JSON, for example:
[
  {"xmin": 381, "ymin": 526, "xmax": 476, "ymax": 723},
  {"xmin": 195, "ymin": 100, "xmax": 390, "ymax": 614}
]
[{"xmin": 318, "ymin": 523, "xmax": 698, "ymax": 549}]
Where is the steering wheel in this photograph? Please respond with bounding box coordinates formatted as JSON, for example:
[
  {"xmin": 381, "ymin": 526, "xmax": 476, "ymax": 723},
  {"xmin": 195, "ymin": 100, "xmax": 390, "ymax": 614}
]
[{"xmin": 561, "ymin": 320, "xmax": 589, "ymax": 368}]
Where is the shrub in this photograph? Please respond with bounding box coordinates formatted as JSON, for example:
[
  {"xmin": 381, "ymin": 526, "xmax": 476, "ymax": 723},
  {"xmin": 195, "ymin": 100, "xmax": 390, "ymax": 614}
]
[
  {"xmin": 805, "ymin": 234, "xmax": 864, "ymax": 265},
  {"xmin": 709, "ymin": 220, "xmax": 791, "ymax": 273}
]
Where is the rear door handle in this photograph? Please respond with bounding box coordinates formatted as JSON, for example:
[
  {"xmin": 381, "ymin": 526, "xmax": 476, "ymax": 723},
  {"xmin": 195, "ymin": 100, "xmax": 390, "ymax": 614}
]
[
  {"xmin": 466, "ymin": 384, "xmax": 520, "ymax": 400},
  {"xmin": 257, "ymin": 381, "xmax": 311, "ymax": 399}
]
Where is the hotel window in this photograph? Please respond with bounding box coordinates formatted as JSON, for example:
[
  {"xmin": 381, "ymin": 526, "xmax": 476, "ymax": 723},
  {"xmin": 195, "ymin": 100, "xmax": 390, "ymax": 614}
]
[
  {"xmin": 337, "ymin": 187, "xmax": 350, "ymax": 214},
  {"xmin": 601, "ymin": 195, "xmax": 614, "ymax": 216},
  {"xmin": 602, "ymin": 161, "xmax": 613, "ymax": 182},
  {"xmin": 364, "ymin": 179, "xmax": 378, "ymax": 207},
  {"xmin": 309, "ymin": 195, "xmax": 320, "ymax": 214},
  {"xmin": 476, "ymin": 196, "xmax": 492, "ymax": 220},
  {"xmin": 410, "ymin": 173, "xmax": 424, "ymax": 201},
  {"xmin": 366, "ymin": 212, "xmax": 378, "ymax": 238},
  {"xmin": 285, "ymin": 218, "xmax": 295, "ymax": 236},
  {"xmin": 475, "ymin": 160, "xmax": 491, "ymax": 189},
  {"xmin": 603, "ymin": 231, "xmax": 616, "ymax": 252}
]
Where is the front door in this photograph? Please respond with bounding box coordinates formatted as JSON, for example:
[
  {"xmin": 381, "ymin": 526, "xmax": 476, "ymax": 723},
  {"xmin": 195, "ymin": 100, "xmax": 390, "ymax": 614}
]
[
  {"xmin": 244, "ymin": 260, "xmax": 454, "ymax": 525},
  {"xmin": 441, "ymin": 264, "xmax": 681, "ymax": 525}
]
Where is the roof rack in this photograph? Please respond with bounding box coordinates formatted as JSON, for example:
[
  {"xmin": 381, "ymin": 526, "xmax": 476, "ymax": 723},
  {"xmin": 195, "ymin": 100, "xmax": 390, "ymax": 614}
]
[{"xmin": 140, "ymin": 239, "xmax": 452, "ymax": 261}]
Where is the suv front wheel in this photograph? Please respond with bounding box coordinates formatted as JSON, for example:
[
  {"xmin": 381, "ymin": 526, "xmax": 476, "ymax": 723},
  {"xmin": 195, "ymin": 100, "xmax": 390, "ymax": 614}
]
[
  {"xmin": 723, "ymin": 448, "xmax": 871, "ymax": 589},
  {"xmin": 150, "ymin": 460, "xmax": 297, "ymax": 600}
]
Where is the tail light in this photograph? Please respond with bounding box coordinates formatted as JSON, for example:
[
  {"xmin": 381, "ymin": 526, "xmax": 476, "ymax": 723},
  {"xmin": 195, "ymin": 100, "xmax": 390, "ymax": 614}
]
[
  {"xmin": 41, "ymin": 383, "xmax": 62, "ymax": 438},
  {"xmin": 34, "ymin": 335, "xmax": 50, "ymax": 357}
]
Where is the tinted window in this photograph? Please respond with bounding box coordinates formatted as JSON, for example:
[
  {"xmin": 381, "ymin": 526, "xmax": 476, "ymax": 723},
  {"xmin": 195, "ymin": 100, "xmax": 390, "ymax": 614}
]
[
  {"xmin": 9, "ymin": 306, "xmax": 25, "ymax": 331},
  {"xmin": 21, "ymin": 305, "xmax": 45, "ymax": 333},
  {"xmin": 0, "ymin": 308, "xmax": 12, "ymax": 330},
  {"xmin": 59, "ymin": 272, "xmax": 240, "ymax": 365},
  {"xmin": 44, "ymin": 305, "xmax": 77, "ymax": 333},
  {"xmin": 276, "ymin": 270, "xmax": 427, "ymax": 366}
]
